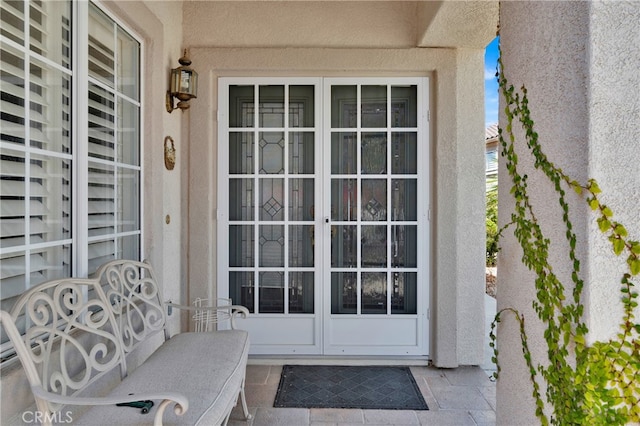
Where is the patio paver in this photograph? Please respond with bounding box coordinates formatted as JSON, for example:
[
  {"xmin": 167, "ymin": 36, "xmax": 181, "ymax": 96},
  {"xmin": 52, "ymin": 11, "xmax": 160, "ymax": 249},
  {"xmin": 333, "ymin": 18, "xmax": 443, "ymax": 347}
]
[{"xmin": 228, "ymin": 364, "xmax": 496, "ymax": 425}]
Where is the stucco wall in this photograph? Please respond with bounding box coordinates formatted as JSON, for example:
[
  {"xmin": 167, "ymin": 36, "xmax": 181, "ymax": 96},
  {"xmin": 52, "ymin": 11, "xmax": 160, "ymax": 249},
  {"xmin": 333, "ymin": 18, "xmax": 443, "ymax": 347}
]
[
  {"xmin": 454, "ymin": 48, "xmax": 488, "ymax": 366},
  {"xmin": 183, "ymin": 1, "xmax": 419, "ymax": 48},
  {"xmin": 0, "ymin": 1, "xmax": 186, "ymax": 422},
  {"xmin": 497, "ymin": 1, "xmax": 640, "ymax": 424},
  {"xmin": 586, "ymin": 0, "xmax": 640, "ymax": 342},
  {"xmin": 417, "ymin": 1, "xmax": 499, "ymax": 48},
  {"xmin": 182, "ymin": 0, "xmax": 498, "ymax": 50},
  {"xmin": 186, "ymin": 46, "xmax": 486, "ymax": 367}
]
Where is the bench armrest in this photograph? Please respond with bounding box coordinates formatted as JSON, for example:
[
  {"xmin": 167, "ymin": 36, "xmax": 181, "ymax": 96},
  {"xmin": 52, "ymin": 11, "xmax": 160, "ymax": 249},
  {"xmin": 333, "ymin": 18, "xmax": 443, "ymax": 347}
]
[
  {"xmin": 165, "ymin": 301, "xmax": 249, "ymax": 330},
  {"xmin": 31, "ymin": 386, "xmax": 188, "ymax": 426}
]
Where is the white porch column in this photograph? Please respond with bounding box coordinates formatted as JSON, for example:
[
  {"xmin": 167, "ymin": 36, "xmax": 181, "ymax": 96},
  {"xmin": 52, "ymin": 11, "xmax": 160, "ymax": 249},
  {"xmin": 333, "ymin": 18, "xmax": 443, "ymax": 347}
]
[
  {"xmin": 432, "ymin": 48, "xmax": 487, "ymax": 368},
  {"xmin": 498, "ymin": 1, "xmax": 640, "ymax": 423}
]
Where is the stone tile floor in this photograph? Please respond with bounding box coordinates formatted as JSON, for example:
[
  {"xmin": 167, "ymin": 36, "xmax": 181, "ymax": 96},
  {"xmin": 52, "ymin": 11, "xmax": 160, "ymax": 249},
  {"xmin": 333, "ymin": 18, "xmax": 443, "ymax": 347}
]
[
  {"xmin": 229, "ymin": 364, "xmax": 496, "ymax": 425},
  {"xmin": 229, "ymin": 295, "xmax": 498, "ymax": 425}
]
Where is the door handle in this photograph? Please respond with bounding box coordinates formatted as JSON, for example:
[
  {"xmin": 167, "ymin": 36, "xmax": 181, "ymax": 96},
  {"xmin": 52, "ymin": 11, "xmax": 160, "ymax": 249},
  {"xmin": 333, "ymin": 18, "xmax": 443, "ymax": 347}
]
[{"xmin": 324, "ymin": 217, "xmax": 336, "ymax": 238}]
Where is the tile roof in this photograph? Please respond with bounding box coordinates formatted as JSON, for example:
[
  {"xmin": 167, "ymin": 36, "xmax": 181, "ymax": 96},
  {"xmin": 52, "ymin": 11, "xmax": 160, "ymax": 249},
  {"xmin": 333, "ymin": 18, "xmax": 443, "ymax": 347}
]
[{"xmin": 486, "ymin": 123, "xmax": 499, "ymax": 140}]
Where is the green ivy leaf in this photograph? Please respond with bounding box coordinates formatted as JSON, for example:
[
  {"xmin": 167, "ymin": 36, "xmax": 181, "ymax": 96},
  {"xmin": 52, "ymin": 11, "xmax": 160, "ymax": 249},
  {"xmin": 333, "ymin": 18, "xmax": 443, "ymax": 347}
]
[
  {"xmin": 498, "ymin": 66, "xmax": 639, "ymax": 425},
  {"xmin": 614, "ymin": 224, "xmax": 628, "ymax": 237},
  {"xmin": 598, "ymin": 218, "xmax": 611, "ymax": 233},
  {"xmin": 572, "ymin": 182, "xmax": 583, "ymax": 195}
]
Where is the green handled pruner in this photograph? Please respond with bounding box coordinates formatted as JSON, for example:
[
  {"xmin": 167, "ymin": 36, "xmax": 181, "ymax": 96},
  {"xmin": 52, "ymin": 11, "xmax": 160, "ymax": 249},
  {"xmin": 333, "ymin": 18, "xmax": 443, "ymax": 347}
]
[{"xmin": 116, "ymin": 399, "xmax": 154, "ymax": 414}]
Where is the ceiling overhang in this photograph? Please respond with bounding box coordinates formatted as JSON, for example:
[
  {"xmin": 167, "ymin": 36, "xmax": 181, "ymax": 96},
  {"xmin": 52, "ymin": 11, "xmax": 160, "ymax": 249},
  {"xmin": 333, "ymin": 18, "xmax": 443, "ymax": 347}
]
[
  {"xmin": 416, "ymin": 1, "xmax": 499, "ymax": 48},
  {"xmin": 179, "ymin": 1, "xmax": 498, "ymax": 49}
]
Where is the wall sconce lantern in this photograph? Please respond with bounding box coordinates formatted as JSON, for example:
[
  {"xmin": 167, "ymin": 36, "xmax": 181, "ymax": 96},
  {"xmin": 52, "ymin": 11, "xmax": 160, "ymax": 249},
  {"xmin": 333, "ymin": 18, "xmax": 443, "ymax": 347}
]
[{"xmin": 166, "ymin": 49, "xmax": 198, "ymax": 113}]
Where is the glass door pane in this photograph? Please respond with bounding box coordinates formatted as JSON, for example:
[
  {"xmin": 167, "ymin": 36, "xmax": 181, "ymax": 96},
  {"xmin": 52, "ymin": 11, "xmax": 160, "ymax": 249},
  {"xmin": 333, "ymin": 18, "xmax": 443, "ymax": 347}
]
[
  {"xmin": 221, "ymin": 77, "xmax": 427, "ymax": 356},
  {"xmin": 227, "ymin": 83, "xmax": 316, "ymax": 315},
  {"xmin": 329, "ymin": 83, "xmax": 418, "ymax": 316}
]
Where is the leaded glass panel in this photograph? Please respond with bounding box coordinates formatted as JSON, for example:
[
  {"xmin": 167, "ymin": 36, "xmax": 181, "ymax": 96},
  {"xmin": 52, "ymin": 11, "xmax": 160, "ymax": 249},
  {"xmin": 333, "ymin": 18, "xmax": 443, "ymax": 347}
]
[
  {"xmin": 331, "ymin": 272, "xmax": 357, "ymax": 314},
  {"xmin": 331, "ymin": 225, "xmax": 357, "ymax": 268},
  {"xmin": 260, "ymin": 178, "xmax": 284, "ymax": 221},
  {"xmin": 391, "ymin": 225, "xmax": 417, "ymax": 268},
  {"xmin": 229, "ymin": 178, "xmax": 254, "ymax": 221},
  {"xmin": 331, "ymin": 179, "xmax": 357, "ymax": 221},
  {"xmin": 289, "ymin": 272, "xmax": 314, "ymax": 314},
  {"xmin": 229, "ymin": 132, "xmax": 254, "ymax": 174},
  {"xmin": 331, "ymin": 85, "xmax": 356, "ymax": 128},
  {"xmin": 362, "ymin": 272, "xmax": 386, "ymax": 314},
  {"xmin": 331, "ymin": 132, "xmax": 356, "ymax": 174},
  {"xmin": 391, "ymin": 86, "xmax": 417, "ymax": 128},
  {"xmin": 229, "ymin": 85, "xmax": 254, "ymax": 128},
  {"xmin": 288, "ymin": 178, "xmax": 314, "ymax": 221},
  {"xmin": 391, "ymin": 272, "xmax": 417, "ymax": 314},
  {"xmin": 259, "ymin": 271, "xmax": 284, "ymax": 313},
  {"xmin": 361, "ymin": 85, "xmax": 386, "ymax": 128},
  {"xmin": 259, "ymin": 85, "xmax": 284, "ymax": 128},
  {"xmin": 361, "ymin": 225, "xmax": 386, "ymax": 268},
  {"xmin": 289, "ymin": 225, "xmax": 313, "ymax": 267},
  {"xmin": 229, "ymin": 225, "xmax": 254, "ymax": 267},
  {"xmin": 288, "ymin": 132, "xmax": 314, "ymax": 174},
  {"xmin": 259, "ymin": 132, "xmax": 284, "ymax": 174},
  {"xmin": 361, "ymin": 179, "xmax": 387, "ymax": 221},
  {"xmin": 391, "ymin": 133, "xmax": 417, "ymax": 174},
  {"xmin": 259, "ymin": 225, "xmax": 284, "ymax": 267},
  {"xmin": 391, "ymin": 179, "xmax": 417, "ymax": 221},
  {"xmin": 329, "ymin": 82, "xmax": 420, "ymax": 317},
  {"xmin": 289, "ymin": 85, "xmax": 314, "ymax": 127},
  {"xmin": 361, "ymin": 133, "xmax": 387, "ymax": 174},
  {"xmin": 230, "ymin": 271, "xmax": 254, "ymax": 313},
  {"xmin": 226, "ymin": 82, "xmax": 318, "ymax": 318}
]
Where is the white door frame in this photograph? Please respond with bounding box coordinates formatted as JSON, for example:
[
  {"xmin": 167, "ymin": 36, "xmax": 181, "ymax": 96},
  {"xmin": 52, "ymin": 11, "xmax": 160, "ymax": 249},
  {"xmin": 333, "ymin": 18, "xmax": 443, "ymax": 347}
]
[
  {"xmin": 217, "ymin": 77, "xmax": 430, "ymax": 357},
  {"xmin": 217, "ymin": 77, "xmax": 323, "ymax": 355},
  {"xmin": 322, "ymin": 77, "xmax": 430, "ymax": 356}
]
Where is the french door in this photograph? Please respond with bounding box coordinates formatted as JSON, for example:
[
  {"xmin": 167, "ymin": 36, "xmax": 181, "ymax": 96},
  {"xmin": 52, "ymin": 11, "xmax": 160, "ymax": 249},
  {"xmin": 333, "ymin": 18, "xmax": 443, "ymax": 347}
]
[{"xmin": 218, "ymin": 77, "xmax": 429, "ymax": 356}]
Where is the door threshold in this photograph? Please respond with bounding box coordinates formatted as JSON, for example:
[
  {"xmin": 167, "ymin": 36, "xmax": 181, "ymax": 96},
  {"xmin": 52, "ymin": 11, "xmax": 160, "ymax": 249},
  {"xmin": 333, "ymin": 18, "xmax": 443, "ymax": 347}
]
[{"xmin": 247, "ymin": 355, "xmax": 431, "ymax": 366}]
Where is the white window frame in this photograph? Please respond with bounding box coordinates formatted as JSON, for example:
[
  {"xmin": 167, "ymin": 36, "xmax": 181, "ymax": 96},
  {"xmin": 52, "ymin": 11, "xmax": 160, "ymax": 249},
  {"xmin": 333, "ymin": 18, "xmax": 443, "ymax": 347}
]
[
  {"xmin": 0, "ymin": 0, "xmax": 144, "ymax": 359},
  {"xmin": 485, "ymin": 146, "xmax": 498, "ymax": 175}
]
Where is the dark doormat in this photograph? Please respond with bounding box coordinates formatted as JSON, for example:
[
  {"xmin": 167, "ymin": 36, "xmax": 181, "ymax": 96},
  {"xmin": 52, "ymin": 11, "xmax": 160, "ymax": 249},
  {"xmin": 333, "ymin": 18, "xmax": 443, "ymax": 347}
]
[{"xmin": 273, "ymin": 365, "xmax": 428, "ymax": 410}]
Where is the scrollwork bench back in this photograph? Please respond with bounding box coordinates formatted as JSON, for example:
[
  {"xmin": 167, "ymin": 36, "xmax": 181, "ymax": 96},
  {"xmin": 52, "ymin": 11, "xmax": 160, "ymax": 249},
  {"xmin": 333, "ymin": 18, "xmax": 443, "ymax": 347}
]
[{"xmin": 0, "ymin": 260, "xmax": 251, "ymax": 426}]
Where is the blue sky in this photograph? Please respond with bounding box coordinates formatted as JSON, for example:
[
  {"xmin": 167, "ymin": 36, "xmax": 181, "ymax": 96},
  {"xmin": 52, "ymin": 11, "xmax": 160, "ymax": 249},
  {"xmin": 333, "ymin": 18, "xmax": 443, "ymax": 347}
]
[{"xmin": 485, "ymin": 36, "xmax": 500, "ymax": 127}]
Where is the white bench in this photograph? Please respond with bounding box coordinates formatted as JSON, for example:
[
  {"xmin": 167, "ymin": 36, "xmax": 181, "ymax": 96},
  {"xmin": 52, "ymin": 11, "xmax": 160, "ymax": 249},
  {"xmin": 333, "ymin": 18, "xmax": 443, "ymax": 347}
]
[{"xmin": 0, "ymin": 260, "xmax": 251, "ymax": 425}]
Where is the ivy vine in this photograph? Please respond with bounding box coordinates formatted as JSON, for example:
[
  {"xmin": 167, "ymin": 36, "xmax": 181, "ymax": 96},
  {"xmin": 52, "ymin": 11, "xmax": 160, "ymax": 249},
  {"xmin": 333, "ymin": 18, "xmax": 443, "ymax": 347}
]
[{"xmin": 490, "ymin": 47, "xmax": 640, "ymax": 425}]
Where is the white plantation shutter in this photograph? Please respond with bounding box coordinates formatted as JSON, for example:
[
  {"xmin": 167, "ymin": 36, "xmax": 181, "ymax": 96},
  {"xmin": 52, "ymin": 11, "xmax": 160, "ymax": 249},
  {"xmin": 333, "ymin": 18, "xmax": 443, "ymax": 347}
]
[
  {"xmin": 86, "ymin": 3, "xmax": 141, "ymax": 274},
  {"xmin": 1, "ymin": 1, "xmax": 73, "ymax": 319},
  {"xmin": 0, "ymin": 0, "xmax": 141, "ymax": 356}
]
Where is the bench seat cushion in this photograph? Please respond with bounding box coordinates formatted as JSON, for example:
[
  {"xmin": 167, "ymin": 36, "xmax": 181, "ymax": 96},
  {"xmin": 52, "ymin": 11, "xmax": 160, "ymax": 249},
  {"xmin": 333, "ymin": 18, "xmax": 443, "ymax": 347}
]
[{"xmin": 78, "ymin": 330, "xmax": 249, "ymax": 425}]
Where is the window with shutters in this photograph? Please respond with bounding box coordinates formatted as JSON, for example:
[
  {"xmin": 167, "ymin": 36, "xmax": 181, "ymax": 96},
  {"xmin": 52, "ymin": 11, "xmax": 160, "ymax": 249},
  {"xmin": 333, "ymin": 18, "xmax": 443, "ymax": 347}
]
[
  {"xmin": 485, "ymin": 146, "xmax": 498, "ymax": 175},
  {"xmin": 0, "ymin": 0, "xmax": 142, "ymax": 357}
]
